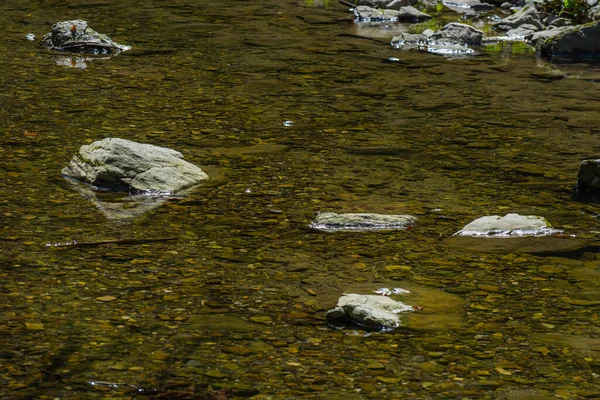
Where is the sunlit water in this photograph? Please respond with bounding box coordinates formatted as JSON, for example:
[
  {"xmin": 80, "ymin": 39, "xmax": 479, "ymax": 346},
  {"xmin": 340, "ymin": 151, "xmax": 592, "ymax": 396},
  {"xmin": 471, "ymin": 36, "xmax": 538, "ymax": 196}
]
[{"xmin": 3, "ymin": 0, "xmax": 600, "ymax": 398}]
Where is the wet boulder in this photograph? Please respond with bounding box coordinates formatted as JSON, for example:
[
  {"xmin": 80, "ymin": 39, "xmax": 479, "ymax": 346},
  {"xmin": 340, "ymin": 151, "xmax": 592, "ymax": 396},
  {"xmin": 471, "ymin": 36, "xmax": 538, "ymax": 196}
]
[
  {"xmin": 537, "ymin": 21, "xmax": 600, "ymax": 58},
  {"xmin": 578, "ymin": 159, "xmax": 600, "ymax": 193},
  {"xmin": 395, "ymin": 6, "xmax": 432, "ymax": 21},
  {"xmin": 493, "ymin": 4, "xmax": 543, "ymax": 32},
  {"xmin": 41, "ymin": 20, "xmax": 131, "ymax": 55},
  {"xmin": 309, "ymin": 212, "xmax": 416, "ymax": 232},
  {"xmin": 527, "ymin": 26, "xmax": 571, "ymax": 46},
  {"xmin": 354, "ymin": 5, "xmax": 401, "ymax": 21},
  {"xmin": 506, "ymin": 24, "xmax": 541, "ymax": 39},
  {"xmin": 327, "ymin": 293, "xmax": 414, "ymax": 331},
  {"xmin": 430, "ymin": 22, "xmax": 484, "ymax": 46},
  {"xmin": 62, "ymin": 138, "xmax": 208, "ymax": 194}
]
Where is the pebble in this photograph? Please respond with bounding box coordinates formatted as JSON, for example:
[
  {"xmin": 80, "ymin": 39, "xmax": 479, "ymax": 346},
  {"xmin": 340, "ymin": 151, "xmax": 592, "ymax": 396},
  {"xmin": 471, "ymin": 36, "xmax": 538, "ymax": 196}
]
[{"xmin": 96, "ymin": 296, "xmax": 117, "ymax": 302}]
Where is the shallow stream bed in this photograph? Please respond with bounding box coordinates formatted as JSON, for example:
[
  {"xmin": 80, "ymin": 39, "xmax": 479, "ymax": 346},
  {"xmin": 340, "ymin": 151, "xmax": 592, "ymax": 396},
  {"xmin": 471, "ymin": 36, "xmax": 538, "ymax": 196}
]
[{"xmin": 2, "ymin": 0, "xmax": 600, "ymax": 398}]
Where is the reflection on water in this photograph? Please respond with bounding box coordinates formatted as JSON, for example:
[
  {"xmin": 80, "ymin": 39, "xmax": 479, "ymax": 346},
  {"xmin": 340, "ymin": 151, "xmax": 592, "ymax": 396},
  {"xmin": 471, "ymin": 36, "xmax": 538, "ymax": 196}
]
[{"xmin": 2, "ymin": 0, "xmax": 600, "ymax": 398}]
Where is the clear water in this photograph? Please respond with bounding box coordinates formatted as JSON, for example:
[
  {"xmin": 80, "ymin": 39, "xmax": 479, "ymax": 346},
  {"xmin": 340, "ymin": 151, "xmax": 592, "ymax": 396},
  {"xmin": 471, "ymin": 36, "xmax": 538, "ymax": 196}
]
[{"xmin": 3, "ymin": 0, "xmax": 600, "ymax": 398}]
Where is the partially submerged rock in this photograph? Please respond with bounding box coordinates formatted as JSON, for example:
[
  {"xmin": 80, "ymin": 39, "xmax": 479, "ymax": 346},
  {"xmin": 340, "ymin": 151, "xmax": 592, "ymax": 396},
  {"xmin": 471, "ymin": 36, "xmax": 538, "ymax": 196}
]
[
  {"xmin": 392, "ymin": 23, "xmax": 482, "ymax": 56},
  {"xmin": 322, "ymin": 282, "xmax": 463, "ymax": 332},
  {"xmin": 430, "ymin": 22, "xmax": 483, "ymax": 46},
  {"xmin": 493, "ymin": 4, "xmax": 543, "ymax": 32},
  {"xmin": 536, "ymin": 21, "xmax": 600, "ymax": 58},
  {"xmin": 578, "ymin": 159, "xmax": 600, "ymax": 193},
  {"xmin": 446, "ymin": 213, "xmax": 588, "ymax": 253},
  {"xmin": 41, "ymin": 20, "xmax": 131, "ymax": 55},
  {"xmin": 455, "ymin": 214, "xmax": 561, "ymax": 237},
  {"xmin": 310, "ymin": 212, "xmax": 416, "ymax": 232},
  {"xmin": 62, "ymin": 138, "xmax": 208, "ymax": 194},
  {"xmin": 327, "ymin": 293, "xmax": 413, "ymax": 331}
]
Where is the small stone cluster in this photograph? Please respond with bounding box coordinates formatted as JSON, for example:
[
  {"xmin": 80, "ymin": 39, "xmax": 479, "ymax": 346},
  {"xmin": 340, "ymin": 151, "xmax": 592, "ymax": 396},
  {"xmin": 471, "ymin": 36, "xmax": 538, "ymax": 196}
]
[{"xmin": 348, "ymin": 0, "xmax": 600, "ymax": 58}]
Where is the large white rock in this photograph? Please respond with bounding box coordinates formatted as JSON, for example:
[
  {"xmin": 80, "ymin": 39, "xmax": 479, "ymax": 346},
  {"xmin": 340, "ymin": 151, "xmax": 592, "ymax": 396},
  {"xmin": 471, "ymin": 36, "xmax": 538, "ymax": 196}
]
[
  {"xmin": 327, "ymin": 293, "xmax": 413, "ymax": 331},
  {"xmin": 62, "ymin": 138, "xmax": 208, "ymax": 193},
  {"xmin": 455, "ymin": 213, "xmax": 561, "ymax": 237}
]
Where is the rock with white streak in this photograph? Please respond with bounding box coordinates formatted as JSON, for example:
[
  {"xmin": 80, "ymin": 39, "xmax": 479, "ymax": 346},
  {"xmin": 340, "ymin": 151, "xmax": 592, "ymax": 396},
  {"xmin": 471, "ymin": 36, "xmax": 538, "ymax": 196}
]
[{"xmin": 327, "ymin": 293, "xmax": 413, "ymax": 331}]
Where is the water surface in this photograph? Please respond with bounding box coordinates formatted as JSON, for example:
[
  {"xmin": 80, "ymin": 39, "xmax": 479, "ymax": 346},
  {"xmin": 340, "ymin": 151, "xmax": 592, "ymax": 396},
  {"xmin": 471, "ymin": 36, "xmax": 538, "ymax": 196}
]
[{"xmin": 3, "ymin": 0, "xmax": 600, "ymax": 398}]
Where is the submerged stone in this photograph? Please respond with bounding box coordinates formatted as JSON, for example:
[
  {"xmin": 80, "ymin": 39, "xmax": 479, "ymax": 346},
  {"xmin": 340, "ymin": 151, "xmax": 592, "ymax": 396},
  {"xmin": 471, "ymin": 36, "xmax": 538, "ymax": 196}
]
[
  {"xmin": 41, "ymin": 20, "xmax": 131, "ymax": 55},
  {"xmin": 62, "ymin": 138, "xmax": 208, "ymax": 194},
  {"xmin": 309, "ymin": 212, "xmax": 416, "ymax": 232},
  {"xmin": 533, "ymin": 333, "xmax": 600, "ymax": 353},
  {"xmin": 445, "ymin": 235, "xmax": 588, "ymax": 254},
  {"xmin": 327, "ymin": 293, "xmax": 413, "ymax": 331},
  {"xmin": 185, "ymin": 315, "xmax": 266, "ymax": 333}
]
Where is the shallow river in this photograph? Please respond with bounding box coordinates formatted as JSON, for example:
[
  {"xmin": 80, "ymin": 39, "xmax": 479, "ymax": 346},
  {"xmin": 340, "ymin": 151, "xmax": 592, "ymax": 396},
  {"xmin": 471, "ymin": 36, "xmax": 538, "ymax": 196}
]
[{"xmin": 3, "ymin": 0, "xmax": 600, "ymax": 398}]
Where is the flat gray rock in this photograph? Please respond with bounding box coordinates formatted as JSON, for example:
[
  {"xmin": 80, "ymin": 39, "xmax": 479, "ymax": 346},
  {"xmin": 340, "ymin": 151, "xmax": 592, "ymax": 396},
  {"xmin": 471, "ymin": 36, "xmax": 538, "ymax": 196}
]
[
  {"xmin": 397, "ymin": 6, "xmax": 431, "ymax": 22},
  {"xmin": 354, "ymin": 5, "xmax": 402, "ymax": 21},
  {"xmin": 354, "ymin": 5, "xmax": 430, "ymax": 22},
  {"xmin": 62, "ymin": 138, "xmax": 208, "ymax": 194},
  {"xmin": 430, "ymin": 22, "xmax": 483, "ymax": 46},
  {"xmin": 310, "ymin": 212, "xmax": 416, "ymax": 232}
]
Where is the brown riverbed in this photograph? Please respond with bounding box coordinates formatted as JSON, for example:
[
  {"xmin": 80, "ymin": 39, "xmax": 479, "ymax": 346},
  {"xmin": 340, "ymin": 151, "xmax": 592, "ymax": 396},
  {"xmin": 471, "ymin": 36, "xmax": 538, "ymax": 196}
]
[{"xmin": 3, "ymin": 0, "xmax": 600, "ymax": 398}]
